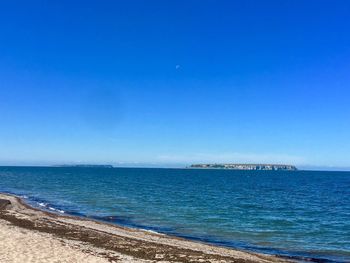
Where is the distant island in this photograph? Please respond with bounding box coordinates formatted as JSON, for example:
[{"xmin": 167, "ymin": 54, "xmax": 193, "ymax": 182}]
[
  {"xmin": 55, "ymin": 164, "xmax": 114, "ymax": 168},
  {"xmin": 190, "ymin": 164, "xmax": 297, "ymax": 171}
]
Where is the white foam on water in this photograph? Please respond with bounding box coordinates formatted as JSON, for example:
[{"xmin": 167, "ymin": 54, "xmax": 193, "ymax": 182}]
[
  {"xmin": 48, "ymin": 206, "xmax": 65, "ymax": 213},
  {"xmin": 34, "ymin": 201, "xmax": 65, "ymax": 214}
]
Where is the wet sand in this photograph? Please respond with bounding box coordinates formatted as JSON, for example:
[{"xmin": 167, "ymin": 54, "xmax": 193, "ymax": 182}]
[{"xmin": 0, "ymin": 193, "xmax": 291, "ymax": 262}]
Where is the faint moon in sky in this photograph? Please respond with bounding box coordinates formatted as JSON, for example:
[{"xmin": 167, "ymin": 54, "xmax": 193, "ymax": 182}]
[{"xmin": 175, "ymin": 65, "xmax": 181, "ymax": 70}]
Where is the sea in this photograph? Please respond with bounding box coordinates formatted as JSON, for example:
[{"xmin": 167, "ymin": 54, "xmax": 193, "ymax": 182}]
[{"xmin": 0, "ymin": 166, "xmax": 349, "ymax": 262}]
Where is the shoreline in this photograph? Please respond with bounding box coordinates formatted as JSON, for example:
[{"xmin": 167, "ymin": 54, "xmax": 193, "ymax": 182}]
[{"xmin": 0, "ymin": 192, "xmax": 291, "ymax": 263}]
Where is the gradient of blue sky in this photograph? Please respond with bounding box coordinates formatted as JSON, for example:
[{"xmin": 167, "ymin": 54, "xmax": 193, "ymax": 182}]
[{"xmin": 0, "ymin": 1, "xmax": 350, "ymax": 168}]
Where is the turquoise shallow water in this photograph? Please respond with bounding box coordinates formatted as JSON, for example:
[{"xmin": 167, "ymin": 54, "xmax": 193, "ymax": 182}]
[{"xmin": 0, "ymin": 166, "xmax": 349, "ymax": 262}]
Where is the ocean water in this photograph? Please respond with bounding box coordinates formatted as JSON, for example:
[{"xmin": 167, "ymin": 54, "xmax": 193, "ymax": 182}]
[{"xmin": 0, "ymin": 167, "xmax": 349, "ymax": 262}]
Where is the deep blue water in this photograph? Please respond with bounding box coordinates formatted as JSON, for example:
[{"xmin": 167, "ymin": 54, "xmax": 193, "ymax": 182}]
[{"xmin": 0, "ymin": 167, "xmax": 349, "ymax": 262}]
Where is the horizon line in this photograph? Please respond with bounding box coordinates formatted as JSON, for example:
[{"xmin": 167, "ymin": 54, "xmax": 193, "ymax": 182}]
[{"xmin": 0, "ymin": 163, "xmax": 350, "ymax": 172}]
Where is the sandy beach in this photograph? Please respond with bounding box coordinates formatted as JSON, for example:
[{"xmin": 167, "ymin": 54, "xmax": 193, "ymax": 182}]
[{"xmin": 0, "ymin": 193, "xmax": 291, "ymax": 263}]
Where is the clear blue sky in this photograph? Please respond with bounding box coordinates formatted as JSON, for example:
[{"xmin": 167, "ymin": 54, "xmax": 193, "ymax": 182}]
[{"xmin": 1, "ymin": 1, "xmax": 350, "ymax": 169}]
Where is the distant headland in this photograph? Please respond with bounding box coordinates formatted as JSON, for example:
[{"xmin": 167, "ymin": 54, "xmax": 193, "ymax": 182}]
[
  {"xmin": 190, "ymin": 164, "xmax": 297, "ymax": 171},
  {"xmin": 54, "ymin": 164, "xmax": 114, "ymax": 168}
]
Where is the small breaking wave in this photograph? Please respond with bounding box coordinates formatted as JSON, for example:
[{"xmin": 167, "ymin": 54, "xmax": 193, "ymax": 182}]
[
  {"xmin": 33, "ymin": 201, "xmax": 65, "ymax": 214},
  {"xmin": 48, "ymin": 206, "xmax": 65, "ymax": 214}
]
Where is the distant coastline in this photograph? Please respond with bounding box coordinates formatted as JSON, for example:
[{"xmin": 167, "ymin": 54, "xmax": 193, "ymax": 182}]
[
  {"xmin": 190, "ymin": 164, "xmax": 297, "ymax": 171},
  {"xmin": 52, "ymin": 164, "xmax": 298, "ymax": 171},
  {"xmin": 54, "ymin": 164, "xmax": 114, "ymax": 168}
]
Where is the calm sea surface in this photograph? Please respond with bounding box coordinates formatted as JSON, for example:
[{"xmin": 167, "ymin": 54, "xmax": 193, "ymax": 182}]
[{"xmin": 0, "ymin": 167, "xmax": 349, "ymax": 262}]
